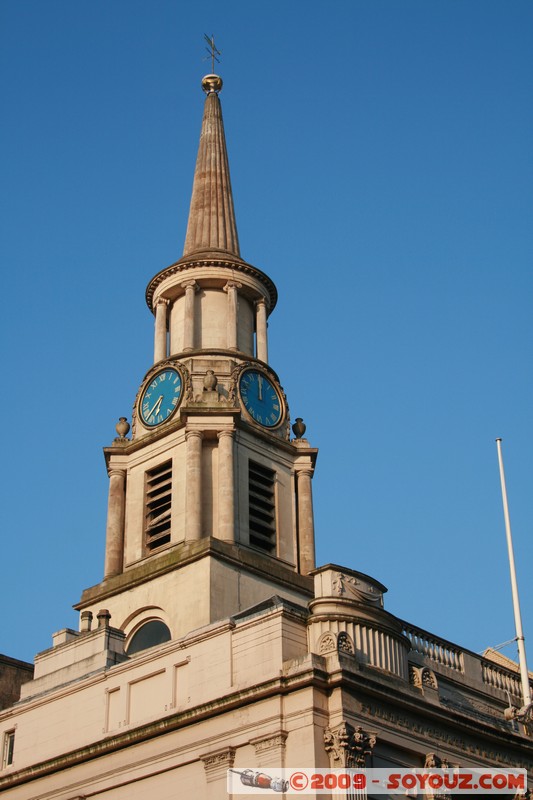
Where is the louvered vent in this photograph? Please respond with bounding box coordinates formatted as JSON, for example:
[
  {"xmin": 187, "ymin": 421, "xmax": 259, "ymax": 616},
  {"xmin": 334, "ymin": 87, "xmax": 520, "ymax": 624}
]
[
  {"xmin": 249, "ymin": 460, "xmax": 276, "ymax": 553},
  {"xmin": 145, "ymin": 461, "xmax": 172, "ymax": 552}
]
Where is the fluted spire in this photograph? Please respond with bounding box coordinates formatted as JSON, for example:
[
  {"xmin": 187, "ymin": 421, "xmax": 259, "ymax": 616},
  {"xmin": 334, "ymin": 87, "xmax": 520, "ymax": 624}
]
[{"xmin": 183, "ymin": 74, "xmax": 240, "ymax": 258}]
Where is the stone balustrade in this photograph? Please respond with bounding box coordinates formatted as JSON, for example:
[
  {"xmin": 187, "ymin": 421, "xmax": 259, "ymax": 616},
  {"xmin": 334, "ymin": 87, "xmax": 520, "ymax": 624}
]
[
  {"xmin": 402, "ymin": 623, "xmax": 464, "ymax": 672},
  {"xmin": 481, "ymin": 660, "xmax": 522, "ymax": 697},
  {"xmin": 402, "ymin": 621, "xmax": 532, "ymax": 704}
]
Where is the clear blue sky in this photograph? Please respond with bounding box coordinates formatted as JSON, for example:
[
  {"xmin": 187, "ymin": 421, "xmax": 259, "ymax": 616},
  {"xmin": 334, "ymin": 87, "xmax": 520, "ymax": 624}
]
[{"xmin": 1, "ymin": 1, "xmax": 532, "ymax": 667}]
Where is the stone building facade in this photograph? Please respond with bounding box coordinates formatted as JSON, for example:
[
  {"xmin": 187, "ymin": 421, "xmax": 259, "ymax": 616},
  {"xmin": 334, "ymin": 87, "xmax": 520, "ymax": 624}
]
[{"xmin": 0, "ymin": 71, "xmax": 531, "ymax": 799}]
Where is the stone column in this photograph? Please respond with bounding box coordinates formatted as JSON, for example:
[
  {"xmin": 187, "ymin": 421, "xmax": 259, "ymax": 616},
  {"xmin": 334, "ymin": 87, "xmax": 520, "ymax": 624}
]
[
  {"xmin": 224, "ymin": 281, "xmax": 241, "ymax": 351},
  {"xmin": 104, "ymin": 469, "xmax": 126, "ymax": 578},
  {"xmin": 185, "ymin": 430, "xmax": 203, "ymax": 540},
  {"xmin": 256, "ymin": 298, "xmax": 268, "ymax": 362},
  {"xmin": 153, "ymin": 298, "xmax": 169, "ymax": 363},
  {"xmin": 217, "ymin": 430, "xmax": 235, "ymax": 541},
  {"xmin": 182, "ymin": 280, "xmax": 198, "ymax": 351},
  {"xmin": 297, "ymin": 469, "xmax": 315, "ymax": 574}
]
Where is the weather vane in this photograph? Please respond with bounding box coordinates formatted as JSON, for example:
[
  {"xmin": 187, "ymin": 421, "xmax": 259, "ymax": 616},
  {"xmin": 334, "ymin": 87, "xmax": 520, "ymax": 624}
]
[{"xmin": 204, "ymin": 34, "xmax": 221, "ymax": 73}]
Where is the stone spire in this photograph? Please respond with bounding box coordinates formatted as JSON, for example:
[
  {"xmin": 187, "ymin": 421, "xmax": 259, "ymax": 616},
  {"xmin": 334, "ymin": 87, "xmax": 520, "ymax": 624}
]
[{"xmin": 183, "ymin": 74, "xmax": 240, "ymax": 259}]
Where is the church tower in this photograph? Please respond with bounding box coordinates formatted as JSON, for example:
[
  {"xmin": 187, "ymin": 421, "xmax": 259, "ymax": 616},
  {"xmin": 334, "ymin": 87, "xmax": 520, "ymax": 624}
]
[
  {"xmin": 75, "ymin": 72, "xmax": 318, "ymax": 650},
  {"xmin": 2, "ymin": 60, "xmax": 531, "ymax": 800}
]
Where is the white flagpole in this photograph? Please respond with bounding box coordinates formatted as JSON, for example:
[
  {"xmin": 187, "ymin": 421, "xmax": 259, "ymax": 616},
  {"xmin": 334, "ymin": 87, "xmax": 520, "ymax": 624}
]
[{"xmin": 495, "ymin": 438, "xmax": 532, "ymax": 707}]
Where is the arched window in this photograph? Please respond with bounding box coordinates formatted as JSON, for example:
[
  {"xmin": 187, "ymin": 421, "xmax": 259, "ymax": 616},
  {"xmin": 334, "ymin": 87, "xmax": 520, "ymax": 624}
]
[{"xmin": 126, "ymin": 620, "xmax": 171, "ymax": 655}]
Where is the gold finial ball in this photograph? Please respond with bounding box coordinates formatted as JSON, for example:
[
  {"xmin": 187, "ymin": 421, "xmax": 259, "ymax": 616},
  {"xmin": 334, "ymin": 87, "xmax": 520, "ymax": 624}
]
[{"xmin": 202, "ymin": 74, "xmax": 223, "ymax": 94}]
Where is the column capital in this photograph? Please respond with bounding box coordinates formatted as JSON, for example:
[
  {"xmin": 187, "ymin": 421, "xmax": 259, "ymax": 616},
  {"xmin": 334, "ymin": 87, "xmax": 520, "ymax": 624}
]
[
  {"xmin": 223, "ymin": 280, "xmax": 242, "ymax": 292},
  {"xmin": 155, "ymin": 296, "xmax": 170, "ymax": 307},
  {"xmin": 324, "ymin": 722, "xmax": 377, "ymax": 768},
  {"xmin": 200, "ymin": 746, "xmax": 236, "ymax": 783},
  {"xmin": 182, "ymin": 279, "xmax": 199, "ymax": 292},
  {"xmin": 255, "ymin": 296, "xmax": 268, "ymax": 309},
  {"xmin": 108, "ymin": 468, "xmax": 126, "ymax": 480},
  {"xmin": 217, "ymin": 429, "xmax": 235, "ymax": 441},
  {"xmin": 185, "ymin": 428, "xmax": 204, "ymax": 441},
  {"xmin": 296, "ymin": 467, "xmax": 314, "ymax": 478},
  {"xmin": 250, "ymin": 731, "xmax": 288, "ymax": 756}
]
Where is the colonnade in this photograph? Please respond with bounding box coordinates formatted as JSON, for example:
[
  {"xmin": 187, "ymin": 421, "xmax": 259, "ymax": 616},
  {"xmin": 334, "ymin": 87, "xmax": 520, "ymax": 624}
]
[
  {"xmin": 182, "ymin": 429, "xmax": 237, "ymax": 544},
  {"xmin": 153, "ymin": 282, "xmax": 269, "ymax": 363}
]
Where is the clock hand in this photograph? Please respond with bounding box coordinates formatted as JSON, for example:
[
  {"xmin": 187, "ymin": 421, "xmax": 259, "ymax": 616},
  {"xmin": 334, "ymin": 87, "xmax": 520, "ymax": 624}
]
[
  {"xmin": 147, "ymin": 395, "xmax": 164, "ymax": 418},
  {"xmin": 257, "ymin": 374, "xmax": 263, "ymax": 401}
]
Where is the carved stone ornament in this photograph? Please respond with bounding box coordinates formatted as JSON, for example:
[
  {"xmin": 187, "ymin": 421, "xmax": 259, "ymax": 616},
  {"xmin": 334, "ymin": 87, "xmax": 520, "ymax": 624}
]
[
  {"xmin": 203, "ymin": 369, "xmax": 218, "ymax": 391},
  {"xmin": 331, "ymin": 571, "xmax": 383, "ymax": 607},
  {"xmin": 318, "ymin": 631, "xmax": 337, "ymax": 654},
  {"xmin": 424, "ymin": 753, "xmax": 451, "ymax": 769},
  {"xmin": 200, "ymin": 746, "xmax": 236, "ymax": 783},
  {"xmin": 337, "ymin": 631, "xmax": 355, "ymax": 654},
  {"xmin": 251, "ymin": 731, "xmax": 288, "ymax": 756},
  {"xmin": 410, "ymin": 665, "xmax": 438, "ymax": 690},
  {"xmin": 114, "ymin": 417, "xmax": 130, "ymax": 444},
  {"xmin": 324, "ymin": 722, "xmax": 377, "ymax": 768},
  {"xmin": 423, "ymin": 753, "xmax": 456, "ymax": 799},
  {"xmin": 292, "ymin": 417, "xmax": 306, "ymax": 439}
]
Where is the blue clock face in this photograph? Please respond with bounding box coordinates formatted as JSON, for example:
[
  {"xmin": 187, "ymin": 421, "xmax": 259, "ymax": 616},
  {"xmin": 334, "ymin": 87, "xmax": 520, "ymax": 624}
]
[
  {"xmin": 239, "ymin": 369, "xmax": 283, "ymax": 428},
  {"xmin": 140, "ymin": 368, "xmax": 183, "ymax": 428}
]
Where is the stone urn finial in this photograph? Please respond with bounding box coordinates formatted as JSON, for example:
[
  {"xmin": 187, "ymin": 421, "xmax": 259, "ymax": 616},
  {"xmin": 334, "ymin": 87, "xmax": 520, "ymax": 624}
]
[
  {"xmin": 115, "ymin": 417, "xmax": 130, "ymax": 441},
  {"xmin": 292, "ymin": 417, "xmax": 306, "ymax": 439}
]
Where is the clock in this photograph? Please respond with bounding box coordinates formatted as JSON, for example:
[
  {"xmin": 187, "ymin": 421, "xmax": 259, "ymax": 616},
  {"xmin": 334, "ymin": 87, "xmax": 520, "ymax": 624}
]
[
  {"xmin": 239, "ymin": 369, "xmax": 284, "ymax": 428},
  {"xmin": 139, "ymin": 367, "xmax": 183, "ymax": 428}
]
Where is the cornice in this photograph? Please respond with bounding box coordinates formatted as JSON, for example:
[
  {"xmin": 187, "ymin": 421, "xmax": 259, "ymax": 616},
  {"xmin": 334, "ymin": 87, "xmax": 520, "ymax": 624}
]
[
  {"xmin": 2, "ymin": 654, "xmax": 531, "ymax": 792},
  {"xmin": 145, "ymin": 252, "xmax": 278, "ymax": 313},
  {"xmin": 74, "ymin": 537, "xmax": 314, "ymax": 610},
  {"xmin": 0, "ymin": 660, "xmax": 329, "ymax": 791},
  {"xmin": 326, "ymin": 658, "xmax": 533, "ymax": 764}
]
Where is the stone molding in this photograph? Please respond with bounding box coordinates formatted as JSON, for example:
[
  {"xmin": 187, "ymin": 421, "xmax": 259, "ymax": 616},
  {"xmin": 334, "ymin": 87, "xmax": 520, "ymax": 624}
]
[
  {"xmin": 360, "ymin": 702, "xmax": 533, "ymax": 768},
  {"xmin": 146, "ymin": 256, "xmax": 277, "ymax": 313}
]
